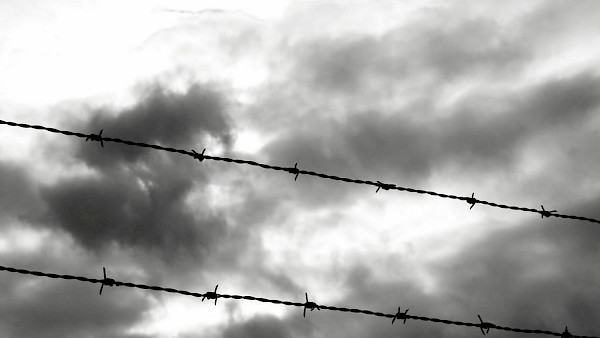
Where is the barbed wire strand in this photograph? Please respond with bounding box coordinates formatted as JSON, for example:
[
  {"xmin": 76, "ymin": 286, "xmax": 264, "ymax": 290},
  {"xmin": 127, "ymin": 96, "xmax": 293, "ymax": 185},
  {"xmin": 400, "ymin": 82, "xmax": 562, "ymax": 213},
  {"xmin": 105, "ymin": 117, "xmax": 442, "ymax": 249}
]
[
  {"xmin": 0, "ymin": 265, "xmax": 593, "ymax": 338},
  {"xmin": 1, "ymin": 119, "xmax": 598, "ymax": 225}
]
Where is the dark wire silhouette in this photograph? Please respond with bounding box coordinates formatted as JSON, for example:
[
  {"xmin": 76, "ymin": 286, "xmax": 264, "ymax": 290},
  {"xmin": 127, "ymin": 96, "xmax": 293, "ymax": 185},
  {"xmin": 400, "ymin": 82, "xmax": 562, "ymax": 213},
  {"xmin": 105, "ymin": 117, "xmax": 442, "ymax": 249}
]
[
  {"xmin": 0, "ymin": 119, "xmax": 598, "ymax": 225},
  {"xmin": 0, "ymin": 265, "xmax": 593, "ymax": 338},
  {"xmin": 99, "ymin": 267, "xmax": 115, "ymax": 295}
]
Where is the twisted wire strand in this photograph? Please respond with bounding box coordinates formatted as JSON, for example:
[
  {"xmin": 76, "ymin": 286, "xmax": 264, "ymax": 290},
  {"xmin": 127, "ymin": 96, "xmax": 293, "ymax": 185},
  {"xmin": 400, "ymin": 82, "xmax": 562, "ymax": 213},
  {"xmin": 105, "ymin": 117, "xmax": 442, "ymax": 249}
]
[
  {"xmin": 1, "ymin": 119, "xmax": 598, "ymax": 224},
  {"xmin": 0, "ymin": 265, "xmax": 594, "ymax": 338}
]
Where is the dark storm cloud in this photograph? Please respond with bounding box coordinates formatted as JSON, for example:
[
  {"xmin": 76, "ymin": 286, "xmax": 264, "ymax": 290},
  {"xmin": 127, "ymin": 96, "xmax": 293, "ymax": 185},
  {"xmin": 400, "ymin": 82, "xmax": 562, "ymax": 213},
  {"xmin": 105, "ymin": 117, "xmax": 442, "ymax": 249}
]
[
  {"xmin": 263, "ymin": 71, "xmax": 600, "ymax": 207},
  {"xmin": 75, "ymin": 83, "xmax": 231, "ymax": 167},
  {"xmin": 301, "ymin": 265, "xmax": 461, "ymax": 338},
  {"xmin": 0, "ymin": 272, "xmax": 151, "ymax": 338},
  {"xmin": 426, "ymin": 193, "xmax": 600, "ymax": 337},
  {"xmin": 40, "ymin": 161, "xmax": 226, "ymax": 261},
  {"xmin": 252, "ymin": 0, "xmax": 599, "ymax": 210},
  {"xmin": 0, "ymin": 161, "xmax": 40, "ymax": 219},
  {"xmin": 519, "ymin": 73, "xmax": 600, "ymax": 126},
  {"xmin": 40, "ymin": 83, "xmax": 233, "ymax": 262},
  {"xmin": 253, "ymin": 8, "xmax": 586, "ymax": 208}
]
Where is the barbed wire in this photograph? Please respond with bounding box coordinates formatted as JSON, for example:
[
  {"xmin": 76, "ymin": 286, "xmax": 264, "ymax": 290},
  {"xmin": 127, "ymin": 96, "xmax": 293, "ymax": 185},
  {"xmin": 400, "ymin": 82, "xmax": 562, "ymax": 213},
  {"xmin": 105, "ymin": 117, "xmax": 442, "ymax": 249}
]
[
  {"xmin": 1, "ymin": 119, "xmax": 598, "ymax": 224},
  {"xmin": 0, "ymin": 265, "xmax": 592, "ymax": 338}
]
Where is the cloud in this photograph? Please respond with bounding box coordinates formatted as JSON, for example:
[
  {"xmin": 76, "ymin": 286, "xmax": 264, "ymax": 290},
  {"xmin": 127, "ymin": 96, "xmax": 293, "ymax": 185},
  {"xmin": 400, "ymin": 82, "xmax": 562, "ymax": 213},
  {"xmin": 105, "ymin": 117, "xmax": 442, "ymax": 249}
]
[
  {"xmin": 293, "ymin": 37, "xmax": 395, "ymax": 93},
  {"xmin": 290, "ymin": 12, "xmax": 528, "ymax": 96},
  {"xmin": 260, "ymin": 70, "xmax": 600, "ymax": 207},
  {"xmin": 0, "ymin": 160, "xmax": 40, "ymax": 220},
  {"xmin": 221, "ymin": 314, "xmax": 294, "ymax": 338},
  {"xmin": 40, "ymin": 83, "xmax": 233, "ymax": 263},
  {"xmin": 0, "ymin": 267, "xmax": 151, "ymax": 338},
  {"xmin": 4, "ymin": 2, "xmax": 600, "ymax": 337},
  {"xmin": 242, "ymin": 220, "xmax": 598, "ymax": 338},
  {"xmin": 245, "ymin": 0, "xmax": 599, "ymax": 212},
  {"xmin": 74, "ymin": 83, "xmax": 232, "ymax": 167},
  {"xmin": 40, "ymin": 162, "xmax": 226, "ymax": 261},
  {"xmin": 427, "ymin": 193, "xmax": 600, "ymax": 336},
  {"xmin": 213, "ymin": 264, "xmax": 466, "ymax": 338}
]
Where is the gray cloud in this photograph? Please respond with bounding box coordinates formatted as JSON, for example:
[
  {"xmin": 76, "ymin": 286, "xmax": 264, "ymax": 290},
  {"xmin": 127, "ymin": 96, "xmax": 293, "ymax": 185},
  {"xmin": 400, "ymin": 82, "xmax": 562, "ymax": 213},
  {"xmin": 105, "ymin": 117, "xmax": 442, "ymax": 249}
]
[
  {"xmin": 221, "ymin": 314, "xmax": 294, "ymax": 338},
  {"xmin": 243, "ymin": 2, "xmax": 597, "ymax": 211},
  {"xmin": 0, "ymin": 161, "xmax": 40, "ymax": 219},
  {"xmin": 427, "ymin": 193, "xmax": 600, "ymax": 336},
  {"xmin": 213, "ymin": 264, "xmax": 469, "ymax": 338},
  {"xmin": 246, "ymin": 0, "xmax": 599, "ymax": 211},
  {"xmin": 294, "ymin": 37, "xmax": 398, "ymax": 93},
  {"xmin": 40, "ymin": 160, "xmax": 226, "ymax": 261},
  {"xmin": 0, "ymin": 268, "xmax": 151, "ymax": 338},
  {"xmin": 291, "ymin": 15, "xmax": 528, "ymax": 95},
  {"xmin": 260, "ymin": 71, "xmax": 600, "ymax": 208},
  {"xmin": 403, "ymin": 17, "xmax": 528, "ymax": 80},
  {"xmin": 40, "ymin": 83, "xmax": 233, "ymax": 263},
  {"xmin": 74, "ymin": 83, "xmax": 232, "ymax": 167},
  {"xmin": 243, "ymin": 219, "xmax": 599, "ymax": 338}
]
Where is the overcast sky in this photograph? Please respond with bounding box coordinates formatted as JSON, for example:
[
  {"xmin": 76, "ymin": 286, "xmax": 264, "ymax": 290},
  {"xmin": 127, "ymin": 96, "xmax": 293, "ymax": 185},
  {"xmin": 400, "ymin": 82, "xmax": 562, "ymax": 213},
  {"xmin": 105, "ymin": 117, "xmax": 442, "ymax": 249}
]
[{"xmin": 1, "ymin": 1, "xmax": 600, "ymax": 337}]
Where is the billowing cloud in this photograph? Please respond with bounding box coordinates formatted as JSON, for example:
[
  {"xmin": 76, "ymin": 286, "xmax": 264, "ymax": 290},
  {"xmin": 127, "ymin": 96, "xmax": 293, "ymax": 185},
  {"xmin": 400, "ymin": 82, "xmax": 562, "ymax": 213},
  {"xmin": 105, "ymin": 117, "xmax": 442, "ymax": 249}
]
[
  {"xmin": 73, "ymin": 83, "xmax": 232, "ymax": 167},
  {"xmin": 429, "ymin": 212, "xmax": 600, "ymax": 335},
  {"xmin": 0, "ymin": 277, "xmax": 151, "ymax": 338},
  {"xmin": 40, "ymin": 83, "xmax": 233, "ymax": 262},
  {"xmin": 0, "ymin": 161, "xmax": 40, "ymax": 219},
  {"xmin": 261, "ymin": 71, "xmax": 600, "ymax": 208},
  {"xmin": 40, "ymin": 162, "xmax": 227, "ymax": 261}
]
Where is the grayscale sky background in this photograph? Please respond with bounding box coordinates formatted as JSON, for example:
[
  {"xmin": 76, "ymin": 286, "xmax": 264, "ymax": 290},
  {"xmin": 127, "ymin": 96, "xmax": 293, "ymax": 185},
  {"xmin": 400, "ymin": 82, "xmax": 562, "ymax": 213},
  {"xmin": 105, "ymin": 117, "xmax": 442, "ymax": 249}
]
[{"xmin": 1, "ymin": 1, "xmax": 600, "ymax": 337}]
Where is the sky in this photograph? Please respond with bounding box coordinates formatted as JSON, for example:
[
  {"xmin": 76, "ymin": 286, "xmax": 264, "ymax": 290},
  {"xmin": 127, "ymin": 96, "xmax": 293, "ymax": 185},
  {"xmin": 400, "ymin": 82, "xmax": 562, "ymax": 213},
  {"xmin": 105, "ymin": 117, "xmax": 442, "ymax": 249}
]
[{"xmin": 1, "ymin": 1, "xmax": 600, "ymax": 337}]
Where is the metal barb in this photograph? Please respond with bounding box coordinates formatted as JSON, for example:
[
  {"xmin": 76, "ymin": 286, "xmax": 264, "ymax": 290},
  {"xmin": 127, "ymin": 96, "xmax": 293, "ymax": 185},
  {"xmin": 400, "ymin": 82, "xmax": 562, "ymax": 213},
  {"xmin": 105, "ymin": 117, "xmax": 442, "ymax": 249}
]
[
  {"xmin": 192, "ymin": 148, "xmax": 206, "ymax": 162},
  {"xmin": 99, "ymin": 267, "xmax": 116, "ymax": 295},
  {"xmin": 392, "ymin": 307, "xmax": 409, "ymax": 324},
  {"xmin": 539, "ymin": 205, "xmax": 557, "ymax": 219},
  {"xmin": 477, "ymin": 315, "xmax": 495, "ymax": 335},
  {"xmin": 376, "ymin": 181, "xmax": 395, "ymax": 193},
  {"xmin": 303, "ymin": 293, "xmax": 320, "ymax": 318},
  {"xmin": 86, "ymin": 129, "xmax": 104, "ymax": 147},
  {"xmin": 466, "ymin": 192, "xmax": 477, "ymax": 209},
  {"xmin": 288, "ymin": 163, "xmax": 300, "ymax": 181},
  {"xmin": 202, "ymin": 285, "xmax": 219, "ymax": 305},
  {"xmin": 562, "ymin": 326, "xmax": 572, "ymax": 338}
]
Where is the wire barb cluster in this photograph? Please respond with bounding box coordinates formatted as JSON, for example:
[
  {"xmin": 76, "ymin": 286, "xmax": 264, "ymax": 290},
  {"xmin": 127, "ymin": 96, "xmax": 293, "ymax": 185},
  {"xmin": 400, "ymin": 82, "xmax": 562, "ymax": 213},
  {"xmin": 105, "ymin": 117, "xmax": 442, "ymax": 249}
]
[
  {"xmin": 0, "ymin": 265, "xmax": 596, "ymax": 338},
  {"xmin": 478, "ymin": 314, "xmax": 496, "ymax": 335},
  {"xmin": 1, "ymin": 119, "xmax": 596, "ymax": 224},
  {"xmin": 540, "ymin": 205, "xmax": 557, "ymax": 219},
  {"xmin": 202, "ymin": 285, "xmax": 219, "ymax": 305},
  {"xmin": 86, "ymin": 129, "xmax": 104, "ymax": 147},
  {"xmin": 376, "ymin": 181, "xmax": 395, "ymax": 193},
  {"xmin": 303, "ymin": 292, "xmax": 320, "ymax": 317},
  {"xmin": 466, "ymin": 192, "xmax": 478, "ymax": 209},
  {"xmin": 99, "ymin": 267, "xmax": 116, "ymax": 295},
  {"xmin": 286, "ymin": 162, "xmax": 301, "ymax": 181},
  {"xmin": 192, "ymin": 148, "xmax": 206, "ymax": 162},
  {"xmin": 392, "ymin": 307, "xmax": 409, "ymax": 324}
]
